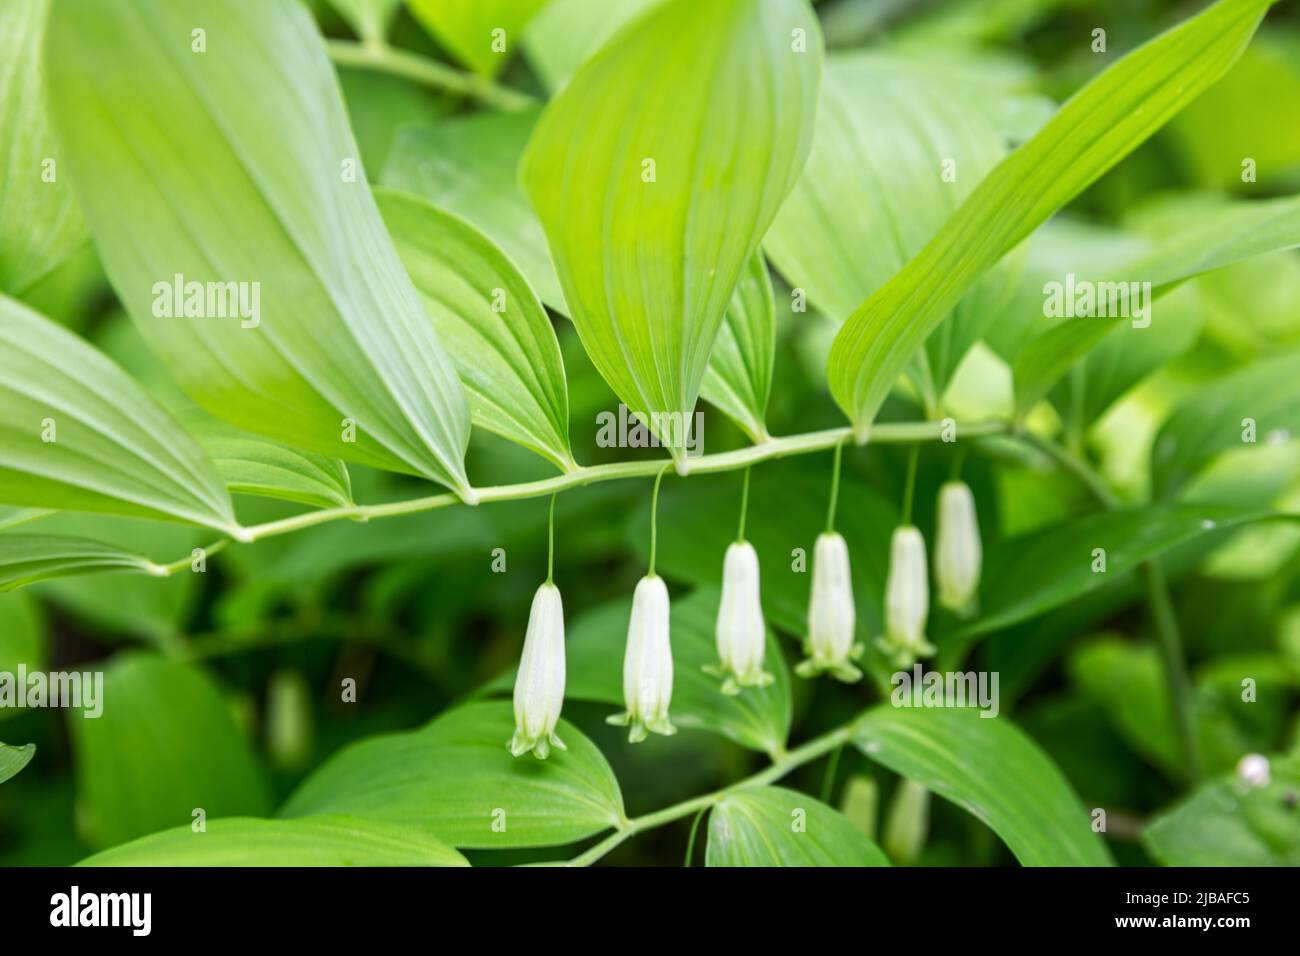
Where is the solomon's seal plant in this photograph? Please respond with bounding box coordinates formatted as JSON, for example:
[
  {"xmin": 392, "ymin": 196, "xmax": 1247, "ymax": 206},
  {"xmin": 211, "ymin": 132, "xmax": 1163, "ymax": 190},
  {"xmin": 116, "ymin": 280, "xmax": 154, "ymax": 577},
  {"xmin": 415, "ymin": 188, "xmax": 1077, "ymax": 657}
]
[{"xmin": 1, "ymin": 0, "xmax": 1298, "ymax": 872}]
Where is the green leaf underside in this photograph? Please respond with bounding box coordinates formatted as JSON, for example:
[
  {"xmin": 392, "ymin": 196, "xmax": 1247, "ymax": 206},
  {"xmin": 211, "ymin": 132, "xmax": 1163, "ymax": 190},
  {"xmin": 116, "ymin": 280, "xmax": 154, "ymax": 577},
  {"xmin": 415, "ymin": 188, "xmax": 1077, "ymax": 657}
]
[
  {"xmin": 521, "ymin": 0, "xmax": 821, "ymax": 464},
  {"xmin": 1013, "ymin": 193, "xmax": 1300, "ymax": 416},
  {"xmin": 699, "ymin": 251, "xmax": 777, "ymax": 443},
  {"xmin": 1142, "ymin": 755, "xmax": 1300, "ymax": 866},
  {"xmin": 405, "ymin": 0, "xmax": 546, "ymax": 78},
  {"xmin": 0, "ymin": 295, "xmax": 236, "ymax": 532},
  {"xmin": 79, "ymin": 815, "xmax": 468, "ymax": 867},
  {"xmin": 706, "ymin": 785, "xmax": 890, "ymax": 866},
  {"xmin": 485, "ymin": 587, "xmax": 793, "ymax": 757},
  {"xmin": 855, "ymin": 706, "xmax": 1113, "ymax": 866},
  {"xmin": 280, "ymin": 701, "xmax": 625, "ymax": 849},
  {"xmin": 46, "ymin": 0, "xmax": 472, "ymax": 495},
  {"xmin": 0, "ymin": 741, "xmax": 36, "ymax": 784},
  {"xmin": 376, "ymin": 187, "xmax": 575, "ymax": 471},
  {"xmin": 70, "ymin": 654, "xmax": 270, "ymax": 849},
  {"xmin": 828, "ymin": 0, "xmax": 1273, "ymax": 433},
  {"xmin": 0, "ymin": 534, "xmax": 161, "ymax": 593},
  {"xmin": 0, "ymin": 0, "xmax": 85, "ymax": 294},
  {"xmin": 324, "ymin": 0, "xmax": 401, "ymax": 45}
]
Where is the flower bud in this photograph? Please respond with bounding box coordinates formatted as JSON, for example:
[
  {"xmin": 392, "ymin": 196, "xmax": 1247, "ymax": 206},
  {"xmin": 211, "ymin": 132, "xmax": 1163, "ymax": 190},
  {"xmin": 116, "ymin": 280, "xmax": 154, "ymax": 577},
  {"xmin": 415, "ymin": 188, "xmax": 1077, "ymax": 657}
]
[
  {"xmin": 882, "ymin": 779, "xmax": 930, "ymax": 866},
  {"xmin": 796, "ymin": 532, "xmax": 862, "ymax": 682},
  {"xmin": 878, "ymin": 525, "xmax": 935, "ymax": 667},
  {"xmin": 608, "ymin": 575, "xmax": 676, "ymax": 742},
  {"xmin": 935, "ymin": 481, "xmax": 981, "ymax": 616},
  {"xmin": 708, "ymin": 541, "xmax": 773, "ymax": 694},
  {"xmin": 509, "ymin": 582, "xmax": 567, "ymax": 759},
  {"xmin": 1237, "ymin": 753, "xmax": 1270, "ymax": 788}
]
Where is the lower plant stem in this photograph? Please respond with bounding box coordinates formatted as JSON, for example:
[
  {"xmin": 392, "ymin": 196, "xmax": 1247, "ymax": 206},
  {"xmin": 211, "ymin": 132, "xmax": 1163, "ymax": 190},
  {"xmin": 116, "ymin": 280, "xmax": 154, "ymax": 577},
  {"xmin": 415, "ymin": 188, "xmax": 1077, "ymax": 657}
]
[
  {"xmin": 1141, "ymin": 560, "xmax": 1202, "ymax": 783},
  {"xmin": 563, "ymin": 723, "xmax": 856, "ymax": 867},
  {"xmin": 324, "ymin": 39, "xmax": 535, "ymax": 111}
]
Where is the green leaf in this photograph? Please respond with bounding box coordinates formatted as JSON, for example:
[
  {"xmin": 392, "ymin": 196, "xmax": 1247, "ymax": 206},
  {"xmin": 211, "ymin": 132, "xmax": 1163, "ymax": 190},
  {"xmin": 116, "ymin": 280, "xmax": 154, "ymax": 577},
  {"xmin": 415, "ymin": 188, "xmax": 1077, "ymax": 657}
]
[
  {"xmin": 487, "ymin": 587, "xmax": 793, "ymax": 757},
  {"xmin": 186, "ymin": 415, "xmax": 355, "ymax": 511},
  {"xmin": 1142, "ymin": 755, "xmax": 1300, "ymax": 865},
  {"xmin": 70, "ymin": 654, "xmax": 270, "ymax": 849},
  {"xmin": 79, "ymin": 815, "xmax": 468, "ymax": 867},
  {"xmin": 0, "ymin": 591, "xmax": 44, "ymax": 677},
  {"xmin": 325, "ymin": 0, "xmax": 401, "ymax": 44},
  {"xmin": 0, "ymin": 0, "xmax": 85, "ymax": 293},
  {"xmin": 0, "ymin": 741, "xmax": 35, "ymax": 784},
  {"xmin": 376, "ymin": 187, "xmax": 575, "ymax": 471},
  {"xmin": 1013, "ymin": 194, "xmax": 1300, "ymax": 418},
  {"xmin": 854, "ymin": 706, "xmax": 1113, "ymax": 866},
  {"xmin": 46, "ymin": 0, "xmax": 474, "ymax": 499},
  {"xmin": 706, "ymin": 785, "xmax": 890, "ymax": 866},
  {"xmin": 0, "ymin": 295, "xmax": 236, "ymax": 533},
  {"xmin": 281, "ymin": 700, "xmax": 625, "ymax": 848},
  {"xmin": 521, "ymin": 0, "xmax": 659, "ymax": 93},
  {"xmin": 521, "ymin": 0, "xmax": 821, "ymax": 466},
  {"xmin": 828, "ymin": 0, "xmax": 1273, "ymax": 434},
  {"xmin": 700, "ymin": 252, "xmax": 777, "ymax": 443},
  {"xmin": 405, "ymin": 0, "xmax": 546, "ymax": 77},
  {"xmin": 383, "ymin": 108, "xmax": 565, "ymax": 311},
  {"xmin": 0, "ymin": 534, "xmax": 165, "ymax": 593},
  {"xmin": 1152, "ymin": 350, "xmax": 1300, "ymax": 500}
]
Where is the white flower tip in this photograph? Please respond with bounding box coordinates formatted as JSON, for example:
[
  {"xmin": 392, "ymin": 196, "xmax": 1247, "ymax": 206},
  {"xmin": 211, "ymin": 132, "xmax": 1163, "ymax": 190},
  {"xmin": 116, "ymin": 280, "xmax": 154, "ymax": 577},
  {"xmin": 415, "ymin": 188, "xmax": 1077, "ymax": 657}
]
[{"xmin": 1237, "ymin": 753, "xmax": 1270, "ymax": 787}]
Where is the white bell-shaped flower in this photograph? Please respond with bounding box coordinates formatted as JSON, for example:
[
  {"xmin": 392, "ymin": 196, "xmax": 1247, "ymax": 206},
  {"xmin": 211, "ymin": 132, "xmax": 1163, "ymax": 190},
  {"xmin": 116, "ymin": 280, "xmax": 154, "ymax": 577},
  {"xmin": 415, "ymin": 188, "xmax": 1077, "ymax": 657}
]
[
  {"xmin": 878, "ymin": 525, "xmax": 935, "ymax": 667},
  {"xmin": 608, "ymin": 575, "xmax": 676, "ymax": 742},
  {"xmin": 708, "ymin": 541, "xmax": 773, "ymax": 694},
  {"xmin": 509, "ymin": 582, "xmax": 567, "ymax": 759},
  {"xmin": 935, "ymin": 481, "xmax": 981, "ymax": 616},
  {"xmin": 797, "ymin": 532, "xmax": 862, "ymax": 682}
]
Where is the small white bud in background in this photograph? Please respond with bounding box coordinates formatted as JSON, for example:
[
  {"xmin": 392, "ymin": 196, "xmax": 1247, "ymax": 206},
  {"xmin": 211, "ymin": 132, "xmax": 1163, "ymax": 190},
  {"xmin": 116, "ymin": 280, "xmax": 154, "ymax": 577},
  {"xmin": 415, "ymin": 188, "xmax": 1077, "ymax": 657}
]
[
  {"xmin": 935, "ymin": 481, "xmax": 982, "ymax": 617},
  {"xmin": 883, "ymin": 779, "xmax": 930, "ymax": 866},
  {"xmin": 878, "ymin": 526, "xmax": 936, "ymax": 667},
  {"xmin": 708, "ymin": 541, "xmax": 773, "ymax": 694},
  {"xmin": 1236, "ymin": 753, "xmax": 1270, "ymax": 788},
  {"xmin": 608, "ymin": 575, "xmax": 676, "ymax": 742},
  {"xmin": 509, "ymin": 583, "xmax": 567, "ymax": 759},
  {"xmin": 797, "ymin": 532, "xmax": 862, "ymax": 682}
]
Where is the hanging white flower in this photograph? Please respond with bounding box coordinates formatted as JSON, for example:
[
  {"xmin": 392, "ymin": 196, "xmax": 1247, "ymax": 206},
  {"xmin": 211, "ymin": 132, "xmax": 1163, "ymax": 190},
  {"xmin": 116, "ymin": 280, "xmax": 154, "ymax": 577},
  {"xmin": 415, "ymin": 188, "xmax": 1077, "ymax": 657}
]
[
  {"xmin": 608, "ymin": 575, "xmax": 676, "ymax": 742},
  {"xmin": 509, "ymin": 582, "xmax": 567, "ymax": 759},
  {"xmin": 707, "ymin": 541, "xmax": 773, "ymax": 694},
  {"xmin": 878, "ymin": 525, "xmax": 935, "ymax": 667},
  {"xmin": 797, "ymin": 531, "xmax": 862, "ymax": 682},
  {"xmin": 935, "ymin": 481, "xmax": 981, "ymax": 616}
]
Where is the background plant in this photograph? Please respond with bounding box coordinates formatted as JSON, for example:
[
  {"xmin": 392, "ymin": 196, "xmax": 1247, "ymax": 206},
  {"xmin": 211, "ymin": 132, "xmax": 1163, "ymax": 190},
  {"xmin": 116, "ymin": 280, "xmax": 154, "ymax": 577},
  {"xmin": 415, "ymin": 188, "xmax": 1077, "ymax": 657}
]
[{"xmin": 1, "ymin": 0, "xmax": 1298, "ymax": 866}]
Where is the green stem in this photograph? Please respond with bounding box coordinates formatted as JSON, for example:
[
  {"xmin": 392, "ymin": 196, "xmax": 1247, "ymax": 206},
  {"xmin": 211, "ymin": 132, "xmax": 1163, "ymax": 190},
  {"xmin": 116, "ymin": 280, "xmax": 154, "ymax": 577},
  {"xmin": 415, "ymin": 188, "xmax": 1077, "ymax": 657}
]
[
  {"xmin": 324, "ymin": 39, "xmax": 535, "ymax": 111},
  {"xmin": 546, "ymin": 493, "xmax": 557, "ymax": 585},
  {"xmin": 647, "ymin": 464, "xmax": 670, "ymax": 577},
  {"xmin": 825, "ymin": 439, "xmax": 845, "ymax": 533},
  {"xmin": 1141, "ymin": 560, "xmax": 1203, "ymax": 783},
  {"xmin": 562, "ymin": 723, "xmax": 856, "ymax": 867},
  {"xmin": 1018, "ymin": 430, "xmax": 1120, "ymax": 509},
  {"xmin": 901, "ymin": 444, "xmax": 920, "ymax": 525},
  {"xmin": 736, "ymin": 466, "xmax": 752, "ymax": 543},
  {"xmin": 683, "ymin": 806, "xmax": 708, "ymax": 867},
  {"xmin": 820, "ymin": 744, "xmax": 844, "ymax": 804}
]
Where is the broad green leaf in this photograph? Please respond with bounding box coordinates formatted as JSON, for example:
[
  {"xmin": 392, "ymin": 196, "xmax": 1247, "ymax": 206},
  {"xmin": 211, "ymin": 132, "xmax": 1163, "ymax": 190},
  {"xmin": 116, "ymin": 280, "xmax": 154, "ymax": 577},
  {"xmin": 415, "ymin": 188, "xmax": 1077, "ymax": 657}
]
[
  {"xmin": 325, "ymin": 0, "xmax": 401, "ymax": 44},
  {"xmin": 521, "ymin": 0, "xmax": 821, "ymax": 467},
  {"xmin": 186, "ymin": 415, "xmax": 354, "ymax": 511},
  {"xmin": 764, "ymin": 53, "xmax": 1019, "ymax": 399},
  {"xmin": 706, "ymin": 785, "xmax": 890, "ymax": 866},
  {"xmin": 383, "ymin": 109, "xmax": 565, "ymax": 311},
  {"xmin": 0, "ymin": 0, "xmax": 84, "ymax": 293},
  {"xmin": 0, "ymin": 534, "xmax": 165, "ymax": 593},
  {"xmin": 70, "ymin": 654, "xmax": 270, "ymax": 849},
  {"xmin": 0, "ymin": 295, "xmax": 236, "ymax": 533},
  {"xmin": 376, "ymin": 187, "xmax": 575, "ymax": 471},
  {"xmin": 829, "ymin": 0, "xmax": 1273, "ymax": 434},
  {"xmin": 0, "ymin": 741, "xmax": 35, "ymax": 784},
  {"xmin": 521, "ymin": 0, "xmax": 660, "ymax": 93},
  {"xmin": 854, "ymin": 706, "xmax": 1113, "ymax": 866},
  {"xmin": 1152, "ymin": 350, "xmax": 1300, "ymax": 500},
  {"xmin": 1013, "ymin": 194, "xmax": 1300, "ymax": 417},
  {"xmin": 79, "ymin": 815, "xmax": 468, "ymax": 867},
  {"xmin": 0, "ymin": 591, "xmax": 44, "ymax": 677},
  {"xmin": 700, "ymin": 252, "xmax": 777, "ymax": 443},
  {"xmin": 487, "ymin": 587, "xmax": 793, "ymax": 757},
  {"xmin": 281, "ymin": 701, "xmax": 625, "ymax": 848},
  {"xmin": 405, "ymin": 0, "xmax": 546, "ymax": 77},
  {"xmin": 46, "ymin": 0, "xmax": 474, "ymax": 499},
  {"xmin": 1142, "ymin": 755, "xmax": 1300, "ymax": 865}
]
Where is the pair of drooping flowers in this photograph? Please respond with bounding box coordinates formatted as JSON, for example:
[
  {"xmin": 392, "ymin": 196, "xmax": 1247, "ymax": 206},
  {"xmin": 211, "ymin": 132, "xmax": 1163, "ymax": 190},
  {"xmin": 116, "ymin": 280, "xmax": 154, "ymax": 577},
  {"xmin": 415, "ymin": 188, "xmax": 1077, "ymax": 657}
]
[{"xmin": 509, "ymin": 458, "xmax": 985, "ymax": 758}]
